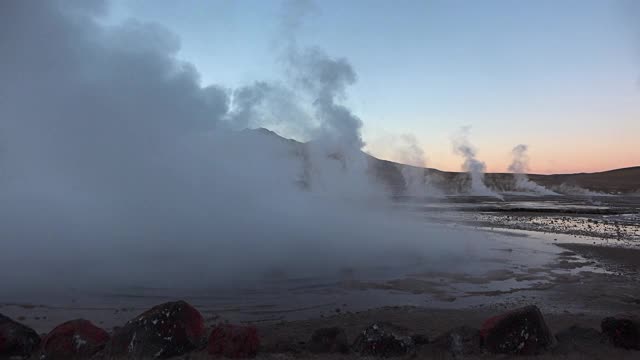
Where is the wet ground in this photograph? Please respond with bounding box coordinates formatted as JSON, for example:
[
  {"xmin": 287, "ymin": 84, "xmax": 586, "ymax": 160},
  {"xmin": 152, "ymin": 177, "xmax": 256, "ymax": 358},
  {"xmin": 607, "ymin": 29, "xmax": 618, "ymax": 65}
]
[
  {"xmin": 2, "ymin": 194, "xmax": 639, "ymax": 336},
  {"xmin": 399, "ymin": 194, "xmax": 640, "ymax": 241}
]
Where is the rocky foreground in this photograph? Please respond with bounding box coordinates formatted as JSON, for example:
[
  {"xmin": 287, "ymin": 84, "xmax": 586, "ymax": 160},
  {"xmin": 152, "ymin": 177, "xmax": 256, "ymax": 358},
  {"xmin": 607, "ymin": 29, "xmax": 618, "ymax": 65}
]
[{"xmin": 1, "ymin": 300, "xmax": 639, "ymax": 359}]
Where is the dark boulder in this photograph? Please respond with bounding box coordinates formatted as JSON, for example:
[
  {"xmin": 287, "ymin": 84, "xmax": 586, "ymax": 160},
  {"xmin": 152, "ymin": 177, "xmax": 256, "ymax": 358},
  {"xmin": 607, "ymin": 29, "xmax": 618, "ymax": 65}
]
[
  {"xmin": 307, "ymin": 327, "xmax": 349, "ymax": 354},
  {"xmin": 352, "ymin": 322, "xmax": 414, "ymax": 357},
  {"xmin": 40, "ymin": 319, "xmax": 109, "ymax": 360},
  {"xmin": 480, "ymin": 305, "xmax": 555, "ymax": 355},
  {"xmin": 207, "ymin": 324, "xmax": 259, "ymax": 358},
  {"xmin": 410, "ymin": 333, "xmax": 429, "ymax": 346},
  {"xmin": 601, "ymin": 316, "xmax": 640, "ymax": 350},
  {"xmin": 107, "ymin": 300, "xmax": 205, "ymax": 358},
  {"xmin": 554, "ymin": 325, "xmax": 606, "ymax": 354},
  {"xmin": 262, "ymin": 336, "xmax": 301, "ymax": 354},
  {"xmin": 0, "ymin": 313, "xmax": 40, "ymax": 358},
  {"xmin": 433, "ymin": 326, "xmax": 481, "ymax": 357}
]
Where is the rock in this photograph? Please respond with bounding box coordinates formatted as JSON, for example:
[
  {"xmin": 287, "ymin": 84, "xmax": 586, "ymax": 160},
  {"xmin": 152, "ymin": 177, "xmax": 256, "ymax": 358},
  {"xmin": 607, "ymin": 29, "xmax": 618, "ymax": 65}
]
[
  {"xmin": 107, "ymin": 300, "xmax": 205, "ymax": 358},
  {"xmin": 307, "ymin": 327, "xmax": 349, "ymax": 354},
  {"xmin": 410, "ymin": 333, "xmax": 429, "ymax": 346},
  {"xmin": 480, "ymin": 305, "xmax": 555, "ymax": 355},
  {"xmin": 263, "ymin": 337, "xmax": 301, "ymax": 354},
  {"xmin": 433, "ymin": 326, "xmax": 481, "ymax": 356},
  {"xmin": 601, "ymin": 316, "xmax": 640, "ymax": 350},
  {"xmin": 554, "ymin": 325, "xmax": 605, "ymax": 354},
  {"xmin": 207, "ymin": 324, "xmax": 259, "ymax": 358},
  {"xmin": 0, "ymin": 313, "xmax": 41, "ymax": 358},
  {"xmin": 352, "ymin": 322, "xmax": 414, "ymax": 357},
  {"xmin": 41, "ymin": 319, "xmax": 109, "ymax": 360}
]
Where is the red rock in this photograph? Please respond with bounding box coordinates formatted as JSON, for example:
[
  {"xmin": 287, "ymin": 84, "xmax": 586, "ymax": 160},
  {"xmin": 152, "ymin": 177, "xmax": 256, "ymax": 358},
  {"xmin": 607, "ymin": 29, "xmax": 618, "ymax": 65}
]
[
  {"xmin": 41, "ymin": 319, "xmax": 109, "ymax": 360},
  {"xmin": 207, "ymin": 324, "xmax": 259, "ymax": 358},
  {"xmin": 480, "ymin": 305, "xmax": 555, "ymax": 355},
  {"xmin": 0, "ymin": 313, "xmax": 40, "ymax": 358},
  {"xmin": 601, "ymin": 316, "xmax": 640, "ymax": 350},
  {"xmin": 107, "ymin": 300, "xmax": 205, "ymax": 358}
]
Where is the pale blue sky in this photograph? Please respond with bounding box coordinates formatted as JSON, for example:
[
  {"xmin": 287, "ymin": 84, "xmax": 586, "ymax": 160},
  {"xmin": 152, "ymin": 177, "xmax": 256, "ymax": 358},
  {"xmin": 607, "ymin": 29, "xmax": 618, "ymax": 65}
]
[{"xmin": 110, "ymin": 0, "xmax": 640, "ymax": 173}]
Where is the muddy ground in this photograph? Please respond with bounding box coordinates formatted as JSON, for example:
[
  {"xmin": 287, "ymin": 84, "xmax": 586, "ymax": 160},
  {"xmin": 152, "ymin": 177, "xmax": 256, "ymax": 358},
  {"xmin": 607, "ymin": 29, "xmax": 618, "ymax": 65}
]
[{"xmin": 248, "ymin": 195, "xmax": 640, "ymax": 358}]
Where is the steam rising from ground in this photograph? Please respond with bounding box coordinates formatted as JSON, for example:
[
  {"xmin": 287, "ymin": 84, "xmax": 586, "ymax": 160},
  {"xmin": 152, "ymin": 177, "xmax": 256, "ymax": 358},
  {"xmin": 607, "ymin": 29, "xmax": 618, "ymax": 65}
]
[
  {"xmin": 551, "ymin": 183, "xmax": 605, "ymax": 197},
  {"xmin": 397, "ymin": 135, "xmax": 428, "ymax": 197},
  {"xmin": 391, "ymin": 135, "xmax": 442, "ymax": 197},
  {"xmin": 0, "ymin": 1, "xmax": 485, "ymax": 290},
  {"xmin": 508, "ymin": 145, "xmax": 557, "ymax": 195},
  {"xmin": 452, "ymin": 128, "xmax": 502, "ymax": 198}
]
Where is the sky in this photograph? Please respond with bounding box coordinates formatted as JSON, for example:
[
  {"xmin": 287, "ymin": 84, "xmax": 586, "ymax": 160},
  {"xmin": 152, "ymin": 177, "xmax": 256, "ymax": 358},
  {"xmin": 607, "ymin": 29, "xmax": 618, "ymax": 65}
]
[{"xmin": 109, "ymin": 0, "xmax": 640, "ymax": 174}]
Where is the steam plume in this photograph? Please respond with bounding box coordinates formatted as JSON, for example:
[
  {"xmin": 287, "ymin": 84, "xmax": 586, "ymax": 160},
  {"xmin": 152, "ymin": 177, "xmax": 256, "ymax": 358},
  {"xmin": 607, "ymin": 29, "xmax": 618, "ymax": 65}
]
[
  {"xmin": 452, "ymin": 127, "xmax": 502, "ymax": 198},
  {"xmin": 226, "ymin": 81, "xmax": 312, "ymax": 140},
  {"xmin": 508, "ymin": 144, "xmax": 557, "ymax": 195},
  {"xmin": 393, "ymin": 135, "xmax": 441, "ymax": 197},
  {"xmin": 277, "ymin": 1, "xmax": 371, "ymax": 197}
]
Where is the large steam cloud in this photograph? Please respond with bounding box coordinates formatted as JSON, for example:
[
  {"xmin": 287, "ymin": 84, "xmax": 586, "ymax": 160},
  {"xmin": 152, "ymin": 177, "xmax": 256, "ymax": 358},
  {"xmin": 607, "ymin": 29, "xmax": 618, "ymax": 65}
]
[{"xmin": 0, "ymin": 1, "xmax": 486, "ymax": 291}]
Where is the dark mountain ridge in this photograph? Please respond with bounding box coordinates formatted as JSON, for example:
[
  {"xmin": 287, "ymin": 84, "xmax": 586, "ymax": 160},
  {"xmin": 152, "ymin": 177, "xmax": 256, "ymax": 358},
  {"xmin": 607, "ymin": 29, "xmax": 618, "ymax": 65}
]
[{"xmin": 248, "ymin": 128, "xmax": 640, "ymax": 195}]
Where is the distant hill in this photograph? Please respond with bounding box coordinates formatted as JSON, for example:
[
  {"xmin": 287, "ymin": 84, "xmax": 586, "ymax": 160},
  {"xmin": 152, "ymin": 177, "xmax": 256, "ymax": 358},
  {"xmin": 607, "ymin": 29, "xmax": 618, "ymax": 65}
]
[
  {"xmin": 246, "ymin": 128, "xmax": 640, "ymax": 195},
  {"xmin": 528, "ymin": 167, "xmax": 640, "ymax": 194},
  {"xmin": 375, "ymin": 161, "xmax": 640, "ymax": 195}
]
